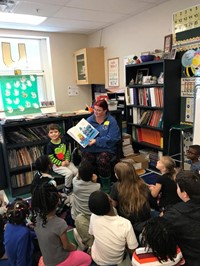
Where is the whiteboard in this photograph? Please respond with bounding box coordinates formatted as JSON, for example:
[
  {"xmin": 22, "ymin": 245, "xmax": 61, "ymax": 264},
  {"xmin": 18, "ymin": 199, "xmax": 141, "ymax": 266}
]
[{"xmin": 193, "ymin": 84, "xmax": 200, "ymax": 145}]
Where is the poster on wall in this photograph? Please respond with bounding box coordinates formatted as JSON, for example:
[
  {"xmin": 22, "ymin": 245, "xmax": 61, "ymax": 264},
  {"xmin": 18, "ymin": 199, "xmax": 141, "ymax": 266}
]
[
  {"xmin": 108, "ymin": 57, "xmax": 119, "ymax": 87},
  {"xmin": 0, "ymin": 75, "xmax": 41, "ymax": 117},
  {"xmin": 181, "ymin": 78, "xmax": 195, "ymax": 97},
  {"xmin": 173, "ymin": 4, "xmax": 200, "ymax": 34},
  {"xmin": 181, "ymin": 49, "xmax": 200, "ymax": 78},
  {"xmin": 173, "ymin": 4, "xmax": 200, "ymax": 44}
]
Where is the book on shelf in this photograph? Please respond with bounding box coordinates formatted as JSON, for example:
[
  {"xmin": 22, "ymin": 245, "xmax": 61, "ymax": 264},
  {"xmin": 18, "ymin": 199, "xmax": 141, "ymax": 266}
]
[
  {"xmin": 136, "ymin": 128, "xmax": 162, "ymax": 147},
  {"xmin": 149, "ymin": 87, "xmax": 156, "ymax": 107},
  {"xmin": 67, "ymin": 118, "xmax": 99, "ymax": 148},
  {"xmin": 132, "ymin": 107, "xmax": 138, "ymax": 124},
  {"xmin": 11, "ymin": 172, "xmax": 33, "ymax": 188},
  {"xmin": 125, "ymin": 87, "xmax": 130, "ymax": 105}
]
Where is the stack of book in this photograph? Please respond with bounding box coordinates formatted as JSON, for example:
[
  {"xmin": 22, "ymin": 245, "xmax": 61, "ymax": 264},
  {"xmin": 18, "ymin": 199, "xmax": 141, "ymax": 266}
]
[{"xmin": 122, "ymin": 133, "xmax": 134, "ymax": 157}]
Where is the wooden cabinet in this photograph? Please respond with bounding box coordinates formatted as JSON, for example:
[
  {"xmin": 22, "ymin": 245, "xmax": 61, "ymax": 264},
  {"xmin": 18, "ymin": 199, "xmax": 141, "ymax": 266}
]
[
  {"xmin": 125, "ymin": 59, "xmax": 181, "ymax": 157},
  {"xmin": 0, "ymin": 111, "xmax": 122, "ymax": 196},
  {"xmin": 74, "ymin": 47, "xmax": 105, "ymax": 85}
]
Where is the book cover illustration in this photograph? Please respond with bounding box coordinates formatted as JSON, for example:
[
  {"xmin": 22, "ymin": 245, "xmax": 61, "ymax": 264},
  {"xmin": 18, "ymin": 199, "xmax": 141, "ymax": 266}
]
[{"xmin": 67, "ymin": 118, "xmax": 99, "ymax": 148}]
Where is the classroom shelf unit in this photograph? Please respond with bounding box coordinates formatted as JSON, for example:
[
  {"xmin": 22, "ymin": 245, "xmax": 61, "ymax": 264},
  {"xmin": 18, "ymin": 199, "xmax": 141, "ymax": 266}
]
[
  {"xmin": 0, "ymin": 111, "xmax": 122, "ymax": 196},
  {"xmin": 125, "ymin": 59, "xmax": 181, "ymax": 156},
  {"xmin": 107, "ymin": 92, "xmax": 126, "ymax": 120}
]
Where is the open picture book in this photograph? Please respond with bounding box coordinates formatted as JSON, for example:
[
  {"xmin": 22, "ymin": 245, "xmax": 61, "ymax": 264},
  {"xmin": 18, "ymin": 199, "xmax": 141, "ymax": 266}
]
[{"xmin": 67, "ymin": 118, "xmax": 99, "ymax": 148}]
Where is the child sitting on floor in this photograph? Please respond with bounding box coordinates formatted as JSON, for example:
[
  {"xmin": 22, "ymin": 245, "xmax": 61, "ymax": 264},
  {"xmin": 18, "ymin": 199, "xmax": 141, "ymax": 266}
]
[
  {"xmin": 163, "ymin": 170, "xmax": 200, "ymax": 266},
  {"xmin": 149, "ymin": 156, "xmax": 181, "ymax": 211},
  {"xmin": 71, "ymin": 160, "xmax": 100, "ymax": 250},
  {"xmin": 31, "ymin": 155, "xmax": 69, "ymax": 215},
  {"xmin": 4, "ymin": 199, "xmax": 39, "ymax": 266},
  {"xmin": 132, "ymin": 217, "xmax": 183, "ymax": 266},
  {"xmin": 88, "ymin": 190, "xmax": 138, "ymax": 266},
  {"xmin": 31, "ymin": 155, "xmax": 57, "ymax": 194},
  {"xmin": 32, "ymin": 182, "xmax": 91, "ymax": 266},
  {"xmin": 186, "ymin": 144, "xmax": 200, "ymax": 175}
]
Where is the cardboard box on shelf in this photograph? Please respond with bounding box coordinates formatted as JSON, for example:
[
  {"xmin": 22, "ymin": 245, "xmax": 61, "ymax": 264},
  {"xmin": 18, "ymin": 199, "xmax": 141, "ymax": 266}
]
[{"xmin": 121, "ymin": 154, "xmax": 149, "ymax": 170}]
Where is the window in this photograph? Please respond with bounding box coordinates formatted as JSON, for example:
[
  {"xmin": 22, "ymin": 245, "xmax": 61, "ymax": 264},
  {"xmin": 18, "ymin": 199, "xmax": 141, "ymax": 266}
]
[{"xmin": 0, "ymin": 35, "xmax": 54, "ymax": 113}]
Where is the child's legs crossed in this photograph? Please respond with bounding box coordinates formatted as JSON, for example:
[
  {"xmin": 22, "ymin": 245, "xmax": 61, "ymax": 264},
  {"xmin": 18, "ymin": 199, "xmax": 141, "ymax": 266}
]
[
  {"xmin": 52, "ymin": 165, "xmax": 73, "ymax": 187},
  {"xmin": 75, "ymin": 214, "xmax": 94, "ymax": 248},
  {"xmin": 56, "ymin": 250, "xmax": 92, "ymax": 266}
]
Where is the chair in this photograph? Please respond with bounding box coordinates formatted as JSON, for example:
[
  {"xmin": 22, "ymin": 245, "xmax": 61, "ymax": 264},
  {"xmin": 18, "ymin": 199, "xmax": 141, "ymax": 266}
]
[
  {"xmin": 71, "ymin": 146, "xmax": 82, "ymax": 166},
  {"xmin": 168, "ymin": 124, "xmax": 193, "ymax": 168}
]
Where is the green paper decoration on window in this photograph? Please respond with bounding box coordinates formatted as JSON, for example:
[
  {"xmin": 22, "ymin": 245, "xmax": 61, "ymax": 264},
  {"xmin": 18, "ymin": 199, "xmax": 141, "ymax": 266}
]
[{"xmin": 0, "ymin": 75, "xmax": 41, "ymax": 116}]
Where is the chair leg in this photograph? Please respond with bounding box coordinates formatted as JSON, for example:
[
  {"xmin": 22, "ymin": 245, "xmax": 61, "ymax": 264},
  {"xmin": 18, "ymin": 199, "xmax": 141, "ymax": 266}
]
[{"xmin": 168, "ymin": 128, "xmax": 173, "ymax": 155}]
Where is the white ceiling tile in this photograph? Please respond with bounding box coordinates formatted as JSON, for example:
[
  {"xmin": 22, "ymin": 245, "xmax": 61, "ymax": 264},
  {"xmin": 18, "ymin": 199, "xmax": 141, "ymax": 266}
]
[
  {"xmin": 0, "ymin": 0, "xmax": 172, "ymax": 33},
  {"xmin": 55, "ymin": 7, "xmax": 127, "ymax": 22},
  {"xmin": 13, "ymin": 1, "xmax": 62, "ymax": 16},
  {"xmin": 42, "ymin": 17, "xmax": 107, "ymax": 29},
  {"xmin": 65, "ymin": 0, "xmax": 152, "ymax": 14}
]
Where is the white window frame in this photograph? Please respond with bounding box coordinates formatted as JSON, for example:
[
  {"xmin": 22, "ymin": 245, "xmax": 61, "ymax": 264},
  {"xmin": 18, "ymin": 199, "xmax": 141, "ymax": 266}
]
[{"xmin": 0, "ymin": 34, "xmax": 55, "ymax": 112}]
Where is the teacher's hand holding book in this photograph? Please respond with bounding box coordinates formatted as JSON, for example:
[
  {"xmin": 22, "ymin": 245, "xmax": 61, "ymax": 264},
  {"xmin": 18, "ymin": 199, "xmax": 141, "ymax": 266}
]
[{"xmin": 88, "ymin": 139, "xmax": 96, "ymax": 146}]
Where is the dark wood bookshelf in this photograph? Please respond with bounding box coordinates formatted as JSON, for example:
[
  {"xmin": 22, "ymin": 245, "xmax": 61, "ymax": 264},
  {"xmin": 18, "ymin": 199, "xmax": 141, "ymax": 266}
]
[
  {"xmin": 0, "ymin": 110, "xmax": 122, "ymax": 196},
  {"xmin": 126, "ymin": 59, "xmax": 181, "ymax": 157}
]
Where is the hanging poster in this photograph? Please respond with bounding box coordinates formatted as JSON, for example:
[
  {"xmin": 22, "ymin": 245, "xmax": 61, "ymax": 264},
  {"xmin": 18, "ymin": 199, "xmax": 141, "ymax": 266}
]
[
  {"xmin": 0, "ymin": 75, "xmax": 41, "ymax": 116},
  {"xmin": 108, "ymin": 57, "xmax": 119, "ymax": 87}
]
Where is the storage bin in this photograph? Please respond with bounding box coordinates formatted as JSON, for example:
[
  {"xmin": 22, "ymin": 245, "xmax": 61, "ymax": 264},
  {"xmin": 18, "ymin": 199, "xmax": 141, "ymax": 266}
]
[{"xmin": 108, "ymin": 100, "xmax": 118, "ymax": 111}]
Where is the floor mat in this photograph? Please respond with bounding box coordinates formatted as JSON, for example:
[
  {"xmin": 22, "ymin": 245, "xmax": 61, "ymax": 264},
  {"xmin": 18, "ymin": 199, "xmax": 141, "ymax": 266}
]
[
  {"xmin": 141, "ymin": 171, "xmax": 160, "ymax": 185},
  {"xmin": 67, "ymin": 228, "xmax": 78, "ymax": 247}
]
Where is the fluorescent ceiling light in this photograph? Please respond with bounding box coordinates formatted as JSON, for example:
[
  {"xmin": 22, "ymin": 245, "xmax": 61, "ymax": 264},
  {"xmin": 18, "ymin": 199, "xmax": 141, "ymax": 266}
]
[{"xmin": 0, "ymin": 12, "xmax": 46, "ymax": 25}]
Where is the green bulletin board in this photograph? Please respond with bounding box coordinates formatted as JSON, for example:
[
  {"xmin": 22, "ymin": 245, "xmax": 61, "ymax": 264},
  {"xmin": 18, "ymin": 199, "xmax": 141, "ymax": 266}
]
[{"xmin": 0, "ymin": 75, "xmax": 41, "ymax": 116}]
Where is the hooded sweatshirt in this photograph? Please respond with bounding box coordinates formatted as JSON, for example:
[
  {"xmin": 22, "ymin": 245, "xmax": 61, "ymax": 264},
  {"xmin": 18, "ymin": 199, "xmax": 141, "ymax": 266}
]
[{"xmin": 163, "ymin": 200, "xmax": 200, "ymax": 266}]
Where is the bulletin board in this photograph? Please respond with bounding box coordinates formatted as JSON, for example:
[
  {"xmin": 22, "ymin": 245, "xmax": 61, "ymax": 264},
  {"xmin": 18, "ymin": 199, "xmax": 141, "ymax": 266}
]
[{"xmin": 0, "ymin": 75, "xmax": 41, "ymax": 116}]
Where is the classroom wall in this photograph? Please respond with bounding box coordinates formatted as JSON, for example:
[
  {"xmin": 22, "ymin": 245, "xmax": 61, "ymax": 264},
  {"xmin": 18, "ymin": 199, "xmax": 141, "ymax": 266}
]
[
  {"xmin": 0, "ymin": 29, "xmax": 91, "ymax": 112},
  {"xmin": 1, "ymin": 0, "xmax": 199, "ymax": 112},
  {"xmin": 88, "ymin": 0, "xmax": 200, "ymax": 88}
]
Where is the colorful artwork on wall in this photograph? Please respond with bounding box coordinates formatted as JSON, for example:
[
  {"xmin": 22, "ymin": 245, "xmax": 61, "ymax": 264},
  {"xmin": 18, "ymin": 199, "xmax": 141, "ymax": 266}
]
[
  {"xmin": 0, "ymin": 75, "xmax": 41, "ymax": 117},
  {"xmin": 181, "ymin": 49, "xmax": 200, "ymax": 77}
]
